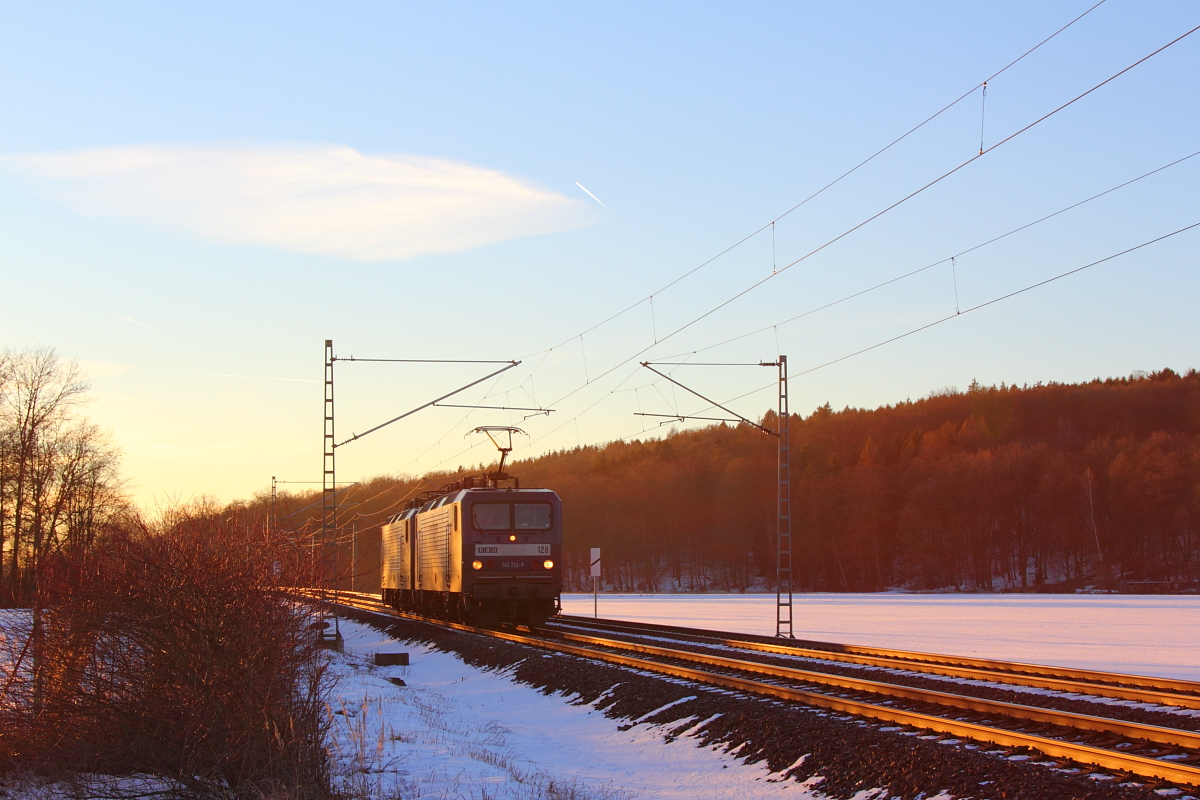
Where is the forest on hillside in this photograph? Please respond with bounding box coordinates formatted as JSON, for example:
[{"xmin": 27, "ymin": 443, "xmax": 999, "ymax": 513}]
[{"xmin": 273, "ymin": 369, "xmax": 1200, "ymax": 594}]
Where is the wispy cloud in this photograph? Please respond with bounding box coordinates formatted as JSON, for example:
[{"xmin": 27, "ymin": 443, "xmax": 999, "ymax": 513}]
[
  {"xmin": 198, "ymin": 372, "xmax": 317, "ymax": 384},
  {"xmin": 574, "ymin": 181, "xmax": 608, "ymax": 209},
  {"xmin": 122, "ymin": 316, "xmax": 151, "ymax": 327},
  {"xmin": 3, "ymin": 143, "xmax": 596, "ymax": 261}
]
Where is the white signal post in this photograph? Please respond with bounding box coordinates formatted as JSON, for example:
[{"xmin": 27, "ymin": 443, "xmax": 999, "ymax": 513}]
[{"xmin": 590, "ymin": 548, "xmax": 601, "ymax": 618}]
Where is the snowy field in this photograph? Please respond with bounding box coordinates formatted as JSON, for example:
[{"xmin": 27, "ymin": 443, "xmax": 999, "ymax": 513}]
[
  {"xmin": 328, "ymin": 618, "xmax": 828, "ymax": 800},
  {"xmin": 561, "ymin": 593, "xmax": 1200, "ymax": 682}
]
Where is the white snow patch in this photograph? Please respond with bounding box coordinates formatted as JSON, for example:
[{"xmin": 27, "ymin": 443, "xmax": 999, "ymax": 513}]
[
  {"xmin": 0, "ymin": 773, "xmax": 187, "ymax": 799},
  {"xmin": 632, "ymin": 695, "xmax": 697, "ymax": 724},
  {"xmin": 329, "ymin": 618, "xmax": 828, "ymax": 799}
]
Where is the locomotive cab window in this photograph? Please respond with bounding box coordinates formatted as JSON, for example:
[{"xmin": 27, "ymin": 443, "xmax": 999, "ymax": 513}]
[
  {"xmin": 473, "ymin": 503, "xmax": 511, "ymax": 530},
  {"xmin": 514, "ymin": 503, "xmax": 552, "ymax": 530}
]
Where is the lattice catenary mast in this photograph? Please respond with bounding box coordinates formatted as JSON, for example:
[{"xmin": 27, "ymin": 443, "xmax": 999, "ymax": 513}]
[{"xmin": 638, "ymin": 357, "xmax": 794, "ymax": 637}]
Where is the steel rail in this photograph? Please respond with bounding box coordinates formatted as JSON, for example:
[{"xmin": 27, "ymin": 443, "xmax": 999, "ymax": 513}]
[
  {"xmin": 317, "ymin": 593, "xmax": 1200, "ymax": 786},
  {"xmin": 556, "ymin": 614, "xmax": 1200, "ymax": 702}
]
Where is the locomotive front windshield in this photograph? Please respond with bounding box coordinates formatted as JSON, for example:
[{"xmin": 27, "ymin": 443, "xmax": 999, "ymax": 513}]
[
  {"xmin": 514, "ymin": 503, "xmax": 551, "ymax": 530},
  {"xmin": 473, "ymin": 503, "xmax": 510, "ymax": 530},
  {"xmin": 472, "ymin": 502, "xmax": 553, "ymax": 531}
]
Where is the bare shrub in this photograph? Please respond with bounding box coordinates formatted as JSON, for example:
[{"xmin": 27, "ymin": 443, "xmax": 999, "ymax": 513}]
[{"xmin": 0, "ymin": 511, "xmax": 333, "ymax": 799}]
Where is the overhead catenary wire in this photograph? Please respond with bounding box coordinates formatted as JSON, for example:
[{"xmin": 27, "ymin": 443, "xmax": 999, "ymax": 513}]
[
  {"xmin": 662, "ymin": 222, "xmax": 1200, "ymax": 432},
  {"xmin": 517, "ymin": 0, "xmax": 1111, "ymax": 364},
  {"xmin": 789, "ymin": 221, "xmax": 1200, "ymax": 382},
  {"xmin": 506, "ymin": 190, "xmax": 1186, "ymax": 468},
  {"xmin": 620, "ymin": 219, "xmax": 1200, "ymax": 443},
  {"xmin": 538, "ymin": 23, "xmax": 1200, "ymax": 414},
  {"xmin": 654, "ymin": 147, "xmax": 1200, "ymax": 361},
  {"xmin": 477, "ymin": 4, "xmax": 1120, "ymax": 457}
]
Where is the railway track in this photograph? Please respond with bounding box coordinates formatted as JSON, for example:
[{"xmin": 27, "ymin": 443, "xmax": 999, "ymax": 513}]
[
  {"xmin": 549, "ymin": 614, "xmax": 1200, "ymax": 709},
  {"xmin": 316, "ymin": 591, "xmax": 1200, "ymax": 788}
]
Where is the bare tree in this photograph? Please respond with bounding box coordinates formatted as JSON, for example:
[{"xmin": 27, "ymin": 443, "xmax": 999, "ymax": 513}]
[
  {"xmin": 0, "ymin": 352, "xmax": 11, "ymax": 602},
  {"xmin": 0, "ymin": 347, "xmax": 124, "ymax": 605}
]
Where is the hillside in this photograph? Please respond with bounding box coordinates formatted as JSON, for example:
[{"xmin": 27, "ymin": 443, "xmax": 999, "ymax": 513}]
[{"xmin": 271, "ymin": 369, "xmax": 1200, "ymax": 593}]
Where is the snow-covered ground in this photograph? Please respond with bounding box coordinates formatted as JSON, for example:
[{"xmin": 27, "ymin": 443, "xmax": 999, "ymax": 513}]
[
  {"xmin": 561, "ymin": 593, "xmax": 1200, "ymax": 682},
  {"xmin": 329, "ymin": 619, "xmax": 827, "ymax": 800}
]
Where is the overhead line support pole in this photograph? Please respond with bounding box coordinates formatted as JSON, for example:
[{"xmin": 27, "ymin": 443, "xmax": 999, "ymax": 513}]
[
  {"xmin": 636, "ymin": 358, "xmax": 793, "ymax": 637},
  {"xmin": 322, "ymin": 340, "xmax": 340, "ymax": 642},
  {"xmin": 776, "ymin": 355, "xmax": 793, "ymax": 638}
]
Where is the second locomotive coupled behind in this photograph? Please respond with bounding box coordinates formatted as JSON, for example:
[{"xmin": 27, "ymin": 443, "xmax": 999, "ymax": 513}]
[{"xmin": 381, "ymin": 474, "xmax": 562, "ymax": 626}]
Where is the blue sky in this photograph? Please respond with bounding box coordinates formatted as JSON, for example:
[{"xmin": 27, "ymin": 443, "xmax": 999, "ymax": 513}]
[{"xmin": 1, "ymin": 1, "xmax": 1197, "ymax": 505}]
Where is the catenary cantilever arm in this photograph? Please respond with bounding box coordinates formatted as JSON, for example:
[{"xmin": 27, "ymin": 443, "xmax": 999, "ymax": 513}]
[
  {"xmin": 336, "ymin": 362, "xmax": 520, "ymax": 447},
  {"xmin": 640, "ymin": 363, "xmax": 776, "ymax": 436}
]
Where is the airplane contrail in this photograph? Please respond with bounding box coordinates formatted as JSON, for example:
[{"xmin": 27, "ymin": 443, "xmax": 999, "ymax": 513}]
[
  {"xmin": 122, "ymin": 316, "xmax": 151, "ymax": 328},
  {"xmin": 575, "ymin": 182, "xmax": 608, "ymax": 209}
]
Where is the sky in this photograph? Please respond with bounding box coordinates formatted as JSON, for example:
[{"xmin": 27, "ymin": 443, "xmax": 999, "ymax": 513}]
[{"xmin": 1, "ymin": 1, "xmax": 1197, "ymax": 507}]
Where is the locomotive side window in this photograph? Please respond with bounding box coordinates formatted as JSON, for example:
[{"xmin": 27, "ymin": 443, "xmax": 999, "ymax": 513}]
[
  {"xmin": 473, "ymin": 503, "xmax": 511, "ymax": 530},
  {"xmin": 514, "ymin": 503, "xmax": 552, "ymax": 530}
]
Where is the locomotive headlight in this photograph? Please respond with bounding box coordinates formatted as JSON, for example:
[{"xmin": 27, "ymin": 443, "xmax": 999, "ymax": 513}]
[
  {"xmin": 471, "ymin": 560, "xmax": 483, "ymax": 570},
  {"xmin": 508, "ymin": 534, "xmax": 517, "ymax": 542},
  {"xmin": 542, "ymin": 559, "xmax": 554, "ymax": 570}
]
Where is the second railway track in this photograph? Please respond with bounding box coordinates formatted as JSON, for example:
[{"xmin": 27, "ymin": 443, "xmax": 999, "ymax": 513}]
[
  {"xmin": 549, "ymin": 614, "xmax": 1200, "ymax": 709},
  {"xmin": 319, "ymin": 591, "xmax": 1200, "ymax": 788}
]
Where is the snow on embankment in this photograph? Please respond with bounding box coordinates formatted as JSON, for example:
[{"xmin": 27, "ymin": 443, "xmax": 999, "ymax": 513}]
[{"xmin": 328, "ymin": 618, "xmax": 819, "ymax": 799}]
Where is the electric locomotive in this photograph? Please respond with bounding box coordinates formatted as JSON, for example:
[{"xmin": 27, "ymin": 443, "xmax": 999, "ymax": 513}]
[{"xmin": 381, "ymin": 473, "xmax": 562, "ymax": 626}]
